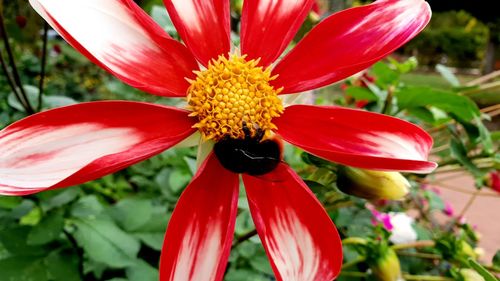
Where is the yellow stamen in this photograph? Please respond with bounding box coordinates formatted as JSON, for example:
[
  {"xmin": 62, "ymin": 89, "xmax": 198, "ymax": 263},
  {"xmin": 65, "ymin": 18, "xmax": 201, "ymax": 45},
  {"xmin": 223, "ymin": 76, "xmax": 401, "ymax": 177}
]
[{"xmin": 187, "ymin": 54, "xmax": 283, "ymax": 141}]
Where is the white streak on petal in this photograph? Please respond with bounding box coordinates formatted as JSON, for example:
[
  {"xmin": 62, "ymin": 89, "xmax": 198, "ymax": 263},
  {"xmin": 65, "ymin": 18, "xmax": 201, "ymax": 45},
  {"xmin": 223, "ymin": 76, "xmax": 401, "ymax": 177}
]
[
  {"xmin": 360, "ymin": 133, "xmax": 425, "ymax": 160},
  {"xmin": 170, "ymin": 214, "xmax": 223, "ymax": 281},
  {"xmin": 0, "ymin": 124, "xmax": 140, "ymax": 188},
  {"xmin": 267, "ymin": 207, "xmax": 326, "ymax": 281}
]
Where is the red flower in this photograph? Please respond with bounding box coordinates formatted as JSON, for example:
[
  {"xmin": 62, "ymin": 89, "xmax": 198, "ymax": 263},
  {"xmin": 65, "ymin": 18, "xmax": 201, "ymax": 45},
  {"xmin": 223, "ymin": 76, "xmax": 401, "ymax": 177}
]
[
  {"xmin": 487, "ymin": 171, "xmax": 500, "ymax": 193},
  {"xmin": 2, "ymin": 0, "xmax": 433, "ymax": 280}
]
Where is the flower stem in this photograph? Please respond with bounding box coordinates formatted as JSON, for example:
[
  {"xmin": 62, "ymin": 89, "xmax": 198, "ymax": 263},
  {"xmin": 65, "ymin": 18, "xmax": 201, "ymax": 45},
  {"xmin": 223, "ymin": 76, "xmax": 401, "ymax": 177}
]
[
  {"xmin": 232, "ymin": 229, "xmax": 257, "ymax": 248},
  {"xmin": 341, "ymin": 256, "xmax": 366, "ymax": 269},
  {"xmin": 37, "ymin": 22, "xmax": 49, "ymax": 111},
  {"xmin": 392, "ymin": 240, "xmax": 435, "ymax": 250},
  {"xmin": 0, "ymin": 12, "xmax": 34, "ymax": 114},
  {"xmin": 402, "ymin": 274, "xmax": 453, "ymax": 281}
]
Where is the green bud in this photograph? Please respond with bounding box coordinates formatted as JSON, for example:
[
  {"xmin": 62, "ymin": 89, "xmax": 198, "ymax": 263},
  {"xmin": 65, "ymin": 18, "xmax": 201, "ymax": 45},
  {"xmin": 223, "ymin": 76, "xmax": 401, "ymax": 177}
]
[
  {"xmin": 337, "ymin": 166, "xmax": 410, "ymax": 200},
  {"xmin": 371, "ymin": 247, "xmax": 402, "ymax": 281},
  {"xmin": 459, "ymin": 269, "xmax": 485, "ymax": 281}
]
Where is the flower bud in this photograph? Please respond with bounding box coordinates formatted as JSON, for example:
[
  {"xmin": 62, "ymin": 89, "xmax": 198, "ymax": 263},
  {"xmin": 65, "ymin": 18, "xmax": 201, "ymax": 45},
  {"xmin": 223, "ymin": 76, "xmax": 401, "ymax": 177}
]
[
  {"xmin": 459, "ymin": 269, "xmax": 485, "ymax": 281},
  {"xmin": 371, "ymin": 247, "xmax": 402, "ymax": 281},
  {"xmin": 337, "ymin": 166, "xmax": 410, "ymax": 200},
  {"xmin": 485, "ymin": 171, "xmax": 500, "ymax": 193}
]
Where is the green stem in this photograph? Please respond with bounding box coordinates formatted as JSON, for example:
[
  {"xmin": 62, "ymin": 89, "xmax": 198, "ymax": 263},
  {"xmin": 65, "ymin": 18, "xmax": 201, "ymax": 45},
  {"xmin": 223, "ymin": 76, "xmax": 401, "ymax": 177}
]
[
  {"xmin": 392, "ymin": 240, "xmax": 435, "ymax": 250},
  {"xmin": 402, "ymin": 274, "xmax": 453, "ymax": 281},
  {"xmin": 341, "ymin": 257, "xmax": 366, "ymax": 270}
]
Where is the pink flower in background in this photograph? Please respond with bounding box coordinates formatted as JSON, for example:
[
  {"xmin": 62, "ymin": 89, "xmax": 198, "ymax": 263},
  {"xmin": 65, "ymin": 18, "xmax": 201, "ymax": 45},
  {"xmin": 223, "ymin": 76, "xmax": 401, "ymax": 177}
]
[
  {"xmin": 371, "ymin": 209, "xmax": 394, "ymax": 231},
  {"xmin": 443, "ymin": 202, "xmax": 455, "ymax": 217}
]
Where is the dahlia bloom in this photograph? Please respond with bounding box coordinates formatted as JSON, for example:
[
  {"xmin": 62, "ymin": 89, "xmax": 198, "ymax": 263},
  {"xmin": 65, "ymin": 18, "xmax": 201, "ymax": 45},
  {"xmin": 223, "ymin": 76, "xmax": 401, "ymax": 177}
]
[{"xmin": 0, "ymin": 0, "xmax": 434, "ymax": 280}]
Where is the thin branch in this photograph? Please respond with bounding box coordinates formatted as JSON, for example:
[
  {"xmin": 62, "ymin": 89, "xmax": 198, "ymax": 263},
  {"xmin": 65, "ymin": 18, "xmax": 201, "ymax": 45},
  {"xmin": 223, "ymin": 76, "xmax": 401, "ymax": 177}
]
[
  {"xmin": 0, "ymin": 47, "xmax": 26, "ymax": 107},
  {"xmin": 37, "ymin": 22, "xmax": 49, "ymax": 111},
  {"xmin": 0, "ymin": 12, "xmax": 34, "ymax": 114},
  {"xmin": 232, "ymin": 229, "xmax": 257, "ymax": 248}
]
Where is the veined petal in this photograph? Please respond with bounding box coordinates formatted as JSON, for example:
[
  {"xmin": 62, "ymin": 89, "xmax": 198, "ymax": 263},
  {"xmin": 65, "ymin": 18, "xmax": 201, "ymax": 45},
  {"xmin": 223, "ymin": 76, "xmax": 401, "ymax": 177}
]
[
  {"xmin": 272, "ymin": 0, "xmax": 431, "ymax": 94},
  {"xmin": 241, "ymin": 0, "xmax": 314, "ymax": 67},
  {"xmin": 243, "ymin": 164, "xmax": 342, "ymax": 281},
  {"xmin": 164, "ymin": 0, "xmax": 230, "ymax": 66},
  {"xmin": 29, "ymin": 0, "xmax": 199, "ymax": 97},
  {"xmin": 274, "ymin": 105, "xmax": 436, "ymax": 173},
  {"xmin": 160, "ymin": 153, "xmax": 239, "ymax": 281},
  {"xmin": 0, "ymin": 101, "xmax": 195, "ymax": 195}
]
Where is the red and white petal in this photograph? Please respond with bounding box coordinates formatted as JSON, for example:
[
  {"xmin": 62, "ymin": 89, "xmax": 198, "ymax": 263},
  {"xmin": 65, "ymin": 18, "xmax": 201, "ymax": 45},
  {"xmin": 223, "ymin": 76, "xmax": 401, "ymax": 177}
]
[
  {"xmin": 160, "ymin": 153, "xmax": 239, "ymax": 281},
  {"xmin": 241, "ymin": 0, "xmax": 314, "ymax": 67},
  {"xmin": 274, "ymin": 105, "xmax": 436, "ymax": 173},
  {"xmin": 29, "ymin": 0, "xmax": 199, "ymax": 97},
  {"xmin": 243, "ymin": 164, "xmax": 342, "ymax": 281},
  {"xmin": 272, "ymin": 0, "xmax": 431, "ymax": 94},
  {"xmin": 164, "ymin": 0, "xmax": 231, "ymax": 66},
  {"xmin": 0, "ymin": 101, "xmax": 195, "ymax": 195}
]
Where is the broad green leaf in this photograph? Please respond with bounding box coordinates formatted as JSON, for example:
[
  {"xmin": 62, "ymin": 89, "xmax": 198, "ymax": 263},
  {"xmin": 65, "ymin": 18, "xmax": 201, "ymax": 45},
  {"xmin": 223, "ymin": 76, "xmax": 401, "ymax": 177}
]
[
  {"xmin": 126, "ymin": 260, "xmax": 159, "ymax": 281},
  {"xmin": 168, "ymin": 169, "xmax": 191, "ymax": 194},
  {"xmin": 0, "ymin": 196, "xmax": 22, "ymax": 209},
  {"xmin": 39, "ymin": 188, "xmax": 80, "ymax": 212},
  {"xmin": 372, "ymin": 62, "xmax": 399, "ymax": 87},
  {"xmin": 8, "ymin": 85, "xmax": 39, "ymax": 112},
  {"xmin": 45, "ymin": 249, "xmax": 81, "ymax": 281},
  {"xmin": 134, "ymin": 233, "xmax": 164, "ymax": 251},
  {"xmin": 73, "ymin": 218, "xmax": 140, "ymax": 268},
  {"xmin": 0, "ymin": 226, "xmax": 45, "ymax": 256},
  {"xmin": 436, "ymin": 64, "xmax": 461, "ymax": 87},
  {"xmin": 27, "ymin": 211, "xmax": 64, "ymax": 245},
  {"xmin": 249, "ymin": 254, "xmax": 274, "ymax": 275},
  {"xmin": 71, "ymin": 195, "xmax": 104, "ymax": 218},
  {"xmin": 0, "ymin": 255, "xmax": 49, "ymax": 281},
  {"xmin": 42, "ymin": 95, "xmax": 77, "ymax": 108},
  {"xmin": 345, "ymin": 86, "xmax": 379, "ymax": 102},
  {"xmin": 396, "ymin": 86, "xmax": 480, "ymax": 121},
  {"xmin": 109, "ymin": 198, "xmax": 153, "ymax": 232},
  {"xmin": 150, "ymin": 5, "xmax": 176, "ymax": 35}
]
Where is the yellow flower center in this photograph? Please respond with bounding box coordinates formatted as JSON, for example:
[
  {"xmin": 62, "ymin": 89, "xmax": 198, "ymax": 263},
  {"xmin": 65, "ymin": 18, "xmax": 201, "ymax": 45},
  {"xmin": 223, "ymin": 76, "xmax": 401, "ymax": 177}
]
[{"xmin": 187, "ymin": 54, "xmax": 284, "ymax": 141}]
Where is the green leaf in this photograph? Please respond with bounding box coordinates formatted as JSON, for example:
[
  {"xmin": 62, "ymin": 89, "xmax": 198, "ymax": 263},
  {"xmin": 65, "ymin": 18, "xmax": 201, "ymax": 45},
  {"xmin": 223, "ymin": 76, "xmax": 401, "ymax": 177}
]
[
  {"xmin": 168, "ymin": 169, "xmax": 191, "ymax": 194},
  {"xmin": 71, "ymin": 195, "xmax": 104, "ymax": 218},
  {"xmin": 0, "ymin": 196, "xmax": 23, "ymax": 209},
  {"xmin": 126, "ymin": 260, "xmax": 159, "ymax": 281},
  {"xmin": 468, "ymin": 259, "xmax": 498, "ymax": 281},
  {"xmin": 372, "ymin": 62, "xmax": 399, "ymax": 87},
  {"xmin": 150, "ymin": 5, "xmax": 176, "ymax": 35},
  {"xmin": 134, "ymin": 233, "xmax": 164, "ymax": 251},
  {"xmin": 345, "ymin": 86, "xmax": 379, "ymax": 102},
  {"xmin": 27, "ymin": 211, "xmax": 64, "ymax": 245},
  {"xmin": 450, "ymin": 139, "xmax": 483, "ymax": 177},
  {"xmin": 43, "ymin": 95, "xmax": 78, "ymax": 108},
  {"xmin": 73, "ymin": 218, "xmax": 140, "ymax": 268},
  {"xmin": 396, "ymin": 86, "xmax": 480, "ymax": 121},
  {"xmin": 0, "ymin": 226, "xmax": 45, "ymax": 256},
  {"xmin": 39, "ymin": 188, "xmax": 80, "ymax": 212},
  {"xmin": 0, "ymin": 255, "xmax": 49, "ymax": 281},
  {"xmin": 8, "ymin": 85, "xmax": 40, "ymax": 112},
  {"xmin": 249, "ymin": 254, "xmax": 274, "ymax": 275},
  {"xmin": 493, "ymin": 250, "xmax": 500, "ymax": 268},
  {"xmin": 109, "ymin": 197, "xmax": 153, "ymax": 232},
  {"xmin": 45, "ymin": 249, "xmax": 81, "ymax": 281},
  {"xmin": 436, "ymin": 64, "xmax": 461, "ymax": 87}
]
